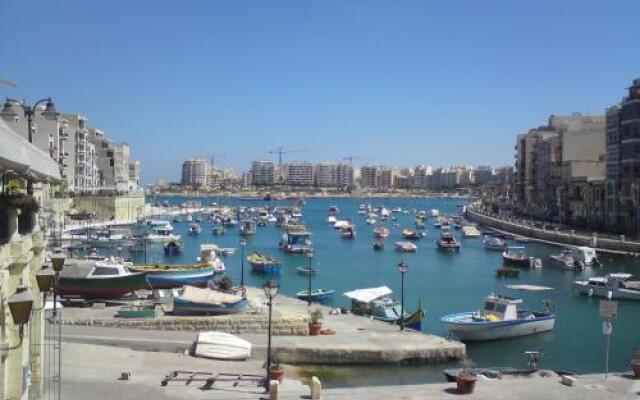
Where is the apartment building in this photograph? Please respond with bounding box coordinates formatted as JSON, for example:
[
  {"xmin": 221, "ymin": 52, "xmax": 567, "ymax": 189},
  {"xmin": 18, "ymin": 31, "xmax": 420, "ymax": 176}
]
[
  {"xmin": 251, "ymin": 160, "xmax": 276, "ymax": 186},
  {"xmin": 314, "ymin": 162, "xmax": 353, "ymax": 189},
  {"xmin": 181, "ymin": 158, "xmax": 208, "ymax": 186},
  {"xmin": 360, "ymin": 165, "xmax": 379, "ymax": 189},
  {"xmin": 285, "ymin": 161, "xmax": 314, "ymax": 186}
]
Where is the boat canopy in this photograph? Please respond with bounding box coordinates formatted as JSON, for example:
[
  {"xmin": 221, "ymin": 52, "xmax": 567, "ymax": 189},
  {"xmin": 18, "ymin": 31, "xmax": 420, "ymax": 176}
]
[
  {"xmin": 344, "ymin": 286, "xmax": 392, "ymax": 303},
  {"xmin": 504, "ymin": 284, "xmax": 554, "ymax": 291}
]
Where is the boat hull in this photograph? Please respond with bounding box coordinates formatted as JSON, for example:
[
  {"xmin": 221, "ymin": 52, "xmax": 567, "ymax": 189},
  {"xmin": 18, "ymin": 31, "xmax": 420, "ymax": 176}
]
[
  {"xmin": 441, "ymin": 312, "xmax": 555, "ymax": 341},
  {"xmin": 250, "ymin": 263, "xmax": 282, "ymax": 274},
  {"xmin": 296, "ymin": 290, "xmax": 336, "ymax": 302},
  {"xmin": 173, "ymin": 297, "xmax": 247, "ymax": 315},
  {"xmin": 574, "ymin": 282, "xmax": 640, "ymax": 300},
  {"xmin": 135, "ymin": 269, "xmax": 215, "ymax": 289},
  {"xmin": 58, "ymin": 273, "xmax": 148, "ymax": 299}
]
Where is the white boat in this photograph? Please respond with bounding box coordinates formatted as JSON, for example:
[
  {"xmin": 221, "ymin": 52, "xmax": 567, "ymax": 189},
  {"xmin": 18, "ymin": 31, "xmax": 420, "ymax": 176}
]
[
  {"xmin": 483, "ymin": 235, "xmax": 506, "ymax": 251},
  {"xmin": 461, "ymin": 225, "xmax": 481, "ymax": 238},
  {"xmin": 198, "ymin": 244, "xmax": 226, "ymax": 273},
  {"xmin": 437, "ymin": 229, "xmax": 461, "ymax": 251},
  {"xmin": 194, "ymin": 331, "xmax": 252, "ymax": 360},
  {"xmin": 570, "ymin": 246, "xmax": 599, "ymax": 267},
  {"xmin": 218, "ymin": 248, "xmax": 236, "ymax": 257},
  {"xmin": 549, "ymin": 247, "xmax": 581, "ymax": 270},
  {"xmin": 366, "ymin": 217, "xmax": 377, "ymax": 225},
  {"xmin": 573, "ymin": 273, "xmax": 640, "ymax": 300},
  {"xmin": 333, "ymin": 220, "xmax": 350, "ymax": 229},
  {"xmin": 144, "ymin": 226, "xmax": 181, "ymax": 243},
  {"xmin": 380, "ymin": 207, "xmax": 390, "ymax": 218},
  {"xmin": 430, "ymin": 209, "xmax": 440, "ymax": 217},
  {"xmin": 327, "ymin": 215, "xmax": 337, "ymax": 225},
  {"xmin": 395, "ymin": 241, "xmax": 417, "ymax": 252},
  {"xmin": 440, "ymin": 290, "xmax": 555, "ymax": 341}
]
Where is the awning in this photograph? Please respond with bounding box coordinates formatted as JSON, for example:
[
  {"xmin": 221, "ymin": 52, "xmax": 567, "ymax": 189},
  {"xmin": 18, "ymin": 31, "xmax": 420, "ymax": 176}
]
[
  {"xmin": 344, "ymin": 286, "xmax": 392, "ymax": 303},
  {"xmin": 0, "ymin": 118, "xmax": 61, "ymax": 182}
]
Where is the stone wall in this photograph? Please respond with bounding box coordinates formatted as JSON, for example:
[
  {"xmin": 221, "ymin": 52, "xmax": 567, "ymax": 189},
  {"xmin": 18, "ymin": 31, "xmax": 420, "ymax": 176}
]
[{"xmin": 73, "ymin": 194, "xmax": 146, "ymax": 223}]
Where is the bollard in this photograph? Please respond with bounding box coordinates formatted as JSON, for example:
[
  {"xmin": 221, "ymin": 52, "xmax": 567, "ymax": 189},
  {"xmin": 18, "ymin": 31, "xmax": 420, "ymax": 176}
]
[
  {"xmin": 311, "ymin": 376, "xmax": 322, "ymax": 399},
  {"xmin": 269, "ymin": 380, "xmax": 280, "ymax": 400}
]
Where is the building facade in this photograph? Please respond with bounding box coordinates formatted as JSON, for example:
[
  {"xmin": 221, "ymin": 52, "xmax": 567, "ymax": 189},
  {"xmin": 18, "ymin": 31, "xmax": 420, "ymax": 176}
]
[
  {"xmin": 285, "ymin": 161, "xmax": 314, "ymax": 187},
  {"xmin": 251, "ymin": 160, "xmax": 276, "ymax": 186},
  {"xmin": 181, "ymin": 158, "xmax": 208, "ymax": 186}
]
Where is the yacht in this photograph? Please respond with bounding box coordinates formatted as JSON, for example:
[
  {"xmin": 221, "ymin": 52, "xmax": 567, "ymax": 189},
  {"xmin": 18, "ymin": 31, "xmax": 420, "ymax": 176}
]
[{"xmin": 574, "ymin": 273, "xmax": 640, "ymax": 300}]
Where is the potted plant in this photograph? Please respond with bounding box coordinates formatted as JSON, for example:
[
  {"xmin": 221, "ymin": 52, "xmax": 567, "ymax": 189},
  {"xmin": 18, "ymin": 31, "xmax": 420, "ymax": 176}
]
[
  {"xmin": 268, "ymin": 357, "xmax": 285, "ymax": 383},
  {"xmin": 308, "ymin": 308, "xmax": 323, "ymax": 336},
  {"xmin": 456, "ymin": 357, "xmax": 477, "ymax": 394}
]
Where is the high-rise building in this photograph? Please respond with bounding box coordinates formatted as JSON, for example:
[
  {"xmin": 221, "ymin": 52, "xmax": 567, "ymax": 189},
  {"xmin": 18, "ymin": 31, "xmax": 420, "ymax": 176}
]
[
  {"xmin": 360, "ymin": 165, "xmax": 380, "ymax": 189},
  {"xmin": 251, "ymin": 160, "xmax": 276, "ymax": 186},
  {"xmin": 285, "ymin": 161, "xmax": 314, "ymax": 186},
  {"xmin": 182, "ymin": 158, "xmax": 208, "ymax": 186},
  {"xmin": 314, "ymin": 162, "xmax": 353, "ymax": 189}
]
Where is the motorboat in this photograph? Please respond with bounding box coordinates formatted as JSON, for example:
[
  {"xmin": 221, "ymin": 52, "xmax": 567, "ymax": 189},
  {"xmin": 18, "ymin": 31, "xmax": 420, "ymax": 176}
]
[
  {"xmin": 198, "ymin": 244, "xmax": 226, "ymax": 273},
  {"xmin": 144, "ymin": 225, "xmax": 181, "ymax": 243},
  {"xmin": 296, "ymin": 266, "xmax": 317, "ymax": 275},
  {"xmin": 483, "ymin": 235, "xmax": 506, "ymax": 251},
  {"xmin": 373, "ymin": 240, "xmax": 384, "ymax": 251},
  {"xmin": 58, "ymin": 258, "xmax": 148, "ymax": 299},
  {"xmin": 333, "ymin": 220, "xmax": 350, "ymax": 230},
  {"xmin": 173, "ymin": 286, "xmax": 246, "ymax": 315},
  {"xmin": 188, "ymin": 223, "xmax": 202, "ymax": 236},
  {"xmin": 327, "ymin": 215, "xmax": 337, "ymax": 225},
  {"xmin": 239, "ymin": 219, "xmax": 256, "ymax": 236},
  {"xmin": 212, "ymin": 226, "xmax": 226, "ymax": 236},
  {"xmin": 502, "ymin": 246, "xmax": 532, "ymax": 267},
  {"xmin": 340, "ymin": 225, "xmax": 356, "ymax": 239},
  {"xmin": 395, "ymin": 241, "xmax": 417, "ymax": 253},
  {"xmin": 391, "ymin": 207, "xmax": 402, "ymax": 213},
  {"xmin": 549, "ymin": 247, "xmax": 583, "ymax": 270},
  {"xmin": 373, "ymin": 225, "xmax": 389, "ymax": 238},
  {"xmin": 461, "ymin": 225, "xmax": 481, "ymax": 238},
  {"xmin": 217, "ymin": 248, "xmax": 235, "ymax": 257},
  {"xmin": 437, "ymin": 229, "xmax": 461, "ymax": 251},
  {"xmin": 440, "ymin": 290, "xmax": 555, "ymax": 341},
  {"xmin": 402, "ymin": 228, "xmax": 420, "ymax": 240},
  {"xmin": 246, "ymin": 251, "xmax": 281, "ymax": 274},
  {"xmin": 573, "ymin": 273, "xmax": 640, "ymax": 300},
  {"xmin": 296, "ymin": 289, "xmax": 336, "ymax": 303},
  {"xmin": 280, "ymin": 226, "xmax": 313, "ymax": 254},
  {"xmin": 430, "ymin": 209, "xmax": 440, "ymax": 217},
  {"xmin": 328, "ymin": 205, "xmax": 340, "ymax": 213},
  {"xmin": 366, "ymin": 217, "xmax": 377, "ymax": 225},
  {"xmin": 129, "ymin": 263, "xmax": 215, "ymax": 289},
  {"xmin": 344, "ymin": 286, "xmax": 424, "ymax": 330}
]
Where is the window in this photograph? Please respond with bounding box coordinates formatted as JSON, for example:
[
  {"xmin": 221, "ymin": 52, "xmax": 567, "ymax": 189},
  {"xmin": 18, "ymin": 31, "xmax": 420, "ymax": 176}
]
[{"xmin": 92, "ymin": 266, "xmax": 117, "ymax": 276}]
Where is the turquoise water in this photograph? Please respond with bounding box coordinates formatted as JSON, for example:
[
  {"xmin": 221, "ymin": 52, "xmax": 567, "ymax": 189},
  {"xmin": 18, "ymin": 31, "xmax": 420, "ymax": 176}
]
[{"xmin": 131, "ymin": 196, "xmax": 639, "ymax": 382}]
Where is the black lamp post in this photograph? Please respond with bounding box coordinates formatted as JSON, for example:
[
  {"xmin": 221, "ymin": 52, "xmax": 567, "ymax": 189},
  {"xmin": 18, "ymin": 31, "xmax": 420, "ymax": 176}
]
[
  {"xmin": 307, "ymin": 252, "xmax": 314, "ymax": 306},
  {"xmin": 50, "ymin": 252, "xmax": 66, "ymax": 317},
  {"xmin": 397, "ymin": 260, "xmax": 408, "ymax": 331},
  {"xmin": 240, "ymin": 238, "xmax": 247, "ymax": 288},
  {"xmin": 1, "ymin": 97, "xmax": 56, "ymax": 194},
  {"xmin": 263, "ymin": 280, "xmax": 279, "ymax": 391}
]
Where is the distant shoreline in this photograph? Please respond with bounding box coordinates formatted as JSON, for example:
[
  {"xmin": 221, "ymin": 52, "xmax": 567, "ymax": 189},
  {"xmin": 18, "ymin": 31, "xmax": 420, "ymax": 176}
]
[{"xmin": 148, "ymin": 191, "xmax": 476, "ymax": 200}]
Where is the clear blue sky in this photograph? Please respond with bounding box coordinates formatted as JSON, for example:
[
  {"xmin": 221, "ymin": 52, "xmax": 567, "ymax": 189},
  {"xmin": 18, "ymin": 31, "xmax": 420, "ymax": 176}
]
[{"xmin": 1, "ymin": 1, "xmax": 639, "ymax": 183}]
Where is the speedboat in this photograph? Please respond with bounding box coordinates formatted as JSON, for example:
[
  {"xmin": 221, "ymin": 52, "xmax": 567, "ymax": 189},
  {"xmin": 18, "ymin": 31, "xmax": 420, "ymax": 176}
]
[
  {"xmin": 440, "ymin": 291, "xmax": 555, "ymax": 341},
  {"xmin": 296, "ymin": 289, "xmax": 336, "ymax": 303},
  {"xmin": 344, "ymin": 286, "xmax": 424, "ymax": 330},
  {"xmin": 341, "ymin": 225, "xmax": 356, "ymax": 239},
  {"xmin": 483, "ymin": 235, "xmax": 506, "ymax": 251},
  {"xmin": 437, "ymin": 229, "xmax": 461, "ymax": 251},
  {"xmin": 502, "ymin": 246, "xmax": 532, "ymax": 267},
  {"xmin": 333, "ymin": 220, "xmax": 350, "ymax": 230},
  {"xmin": 549, "ymin": 247, "xmax": 582, "ymax": 270},
  {"xmin": 373, "ymin": 225, "xmax": 389, "ymax": 238},
  {"xmin": 573, "ymin": 273, "xmax": 640, "ymax": 300},
  {"xmin": 395, "ymin": 241, "xmax": 417, "ymax": 252}
]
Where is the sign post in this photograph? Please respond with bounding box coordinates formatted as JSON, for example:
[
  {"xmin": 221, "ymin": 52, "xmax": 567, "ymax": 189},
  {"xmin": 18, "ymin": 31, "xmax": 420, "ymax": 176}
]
[{"xmin": 599, "ymin": 298, "xmax": 618, "ymax": 380}]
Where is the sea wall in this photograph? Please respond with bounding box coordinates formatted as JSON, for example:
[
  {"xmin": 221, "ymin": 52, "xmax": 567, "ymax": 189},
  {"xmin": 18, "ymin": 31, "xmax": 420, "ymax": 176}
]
[{"xmin": 466, "ymin": 205, "xmax": 640, "ymax": 254}]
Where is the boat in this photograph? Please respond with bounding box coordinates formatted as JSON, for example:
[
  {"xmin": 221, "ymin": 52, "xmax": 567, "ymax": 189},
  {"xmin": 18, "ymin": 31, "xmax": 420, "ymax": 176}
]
[
  {"xmin": 239, "ymin": 219, "xmax": 256, "ymax": 236},
  {"xmin": 437, "ymin": 229, "xmax": 461, "ymax": 251},
  {"xmin": 198, "ymin": 244, "xmax": 226, "ymax": 273},
  {"xmin": 549, "ymin": 247, "xmax": 582, "ymax": 270},
  {"xmin": 173, "ymin": 286, "xmax": 247, "ymax": 315},
  {"xmin": 414, "ymin": 220, "xmax": 426, "ymax": 229},
  {"xmin": 218, "ymin": 247, "xmax": 236, "ymax": 257},
  {"xmin": 430, "ymin": 209, "xmax": 440, "ymax": 217},
  {"xmin": 328, "ymin": 205, "xmax": 340, "ymax": 213},
  {"xmin": 222, "ymin": 218, "xmax": 238, "ymax": 227},
  {"xmin": 461, "ymin": 225, "xmax": 481, "ymax": 238},
  {"xmin": 373, "ymin": 225, "xmax": 389, "ymax": 238},
  {"xmin": 117, "ymin": 304, "xmax": 160, "ymax": 319},
  {"xmin": 129, "ymin": 263, "xmax": 215, "ymax": 289},
  {"xmin": 296, "ymin": 266, "xmax": 317, "ymax": 275},
  {"xmin": 502, "ymin": 246, "xmax": 532, "ymax": 267},
  {"xmin": 395, "ymin": 241, "xmax": 417, "ymax": 252},
  {"xmin": 327, "ymin": 215, "xmax": 337, "ymax": 225},
  {"xmin": 163, "ymin": 240, "xmax": 182, "ymax": 256},
  {"xmin": 188, "ymin": 223, "xmax": 202, "ymax": 236},
  {"xmin": 573, "ymin": 273, "xmax": 640, "ymax": 300},
  {"xmin": 443, "ymin": 367, "xmax": 523, "ymax": 382},
  {"xmin": 58, "ymin": 258, "xmax": 148, "ymax": 299},
  {"xmin": 194, "ymin": 331, "xmax": 252, "ymax": 361},
  {"xmin": 440, "ymin": 290, "xmax": 555, "ymax": 341},
  {"xmin": 296, "ymin": 289, "xmax": 336, "ymax": 302},
  {"xmin": 496, "ymin": 267, "xmax": 520, "ymax": 278},
  {"xmin": 280, "ymin": 226, "xmax": 313, "ymax": 254},
  {"xmin": 571, "ymin": 246, "xmax": 599, "ymax": 266},
  {"xmin": 246, "ymin": 251, "xmax": 281, "ymax": 273},
  {"xmin": 344, "ymin": 286, "xmax": 424, "ymax": 329},
  {"xmin": 341, "ymin": 225, "xmax": 356, "ymax": 239},
  {"xmin": 392, "ymin": 207, "xmax": 402, "ymax": 213},
  {"xmin": 373, "ymin": 240, "xmax": 384, "ymax": 251},
  {"xmin": 333, "ymin": 220, "xmax": 350, "ymax": 229},
  {"xmin": 366, "ymin": 217, "xmax": 377, "ymax": 225},
  {"xmin": 402, "ymin": 228, "xmax": 419, "ymax": 240},
  {"xmin": 483, "ymin": 235, "xmax": 506, "ymax": 251},
  {"xmin": 212, "ymin": 226, "xmax": 226, "ymax": 236}
]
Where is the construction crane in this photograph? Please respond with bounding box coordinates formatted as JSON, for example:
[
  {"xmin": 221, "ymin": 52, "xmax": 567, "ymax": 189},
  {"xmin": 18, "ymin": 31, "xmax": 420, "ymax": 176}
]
[
  {"xmin": 342, "ymin": 155, "xmax": 371, "ymax": 168},
  {"xmin": 268, "ymin": 146, "xmax": 308, "ymax": 167},
  {"xmin": 207, "ymin": 154, "xmax": 226, "ymax": 169}
]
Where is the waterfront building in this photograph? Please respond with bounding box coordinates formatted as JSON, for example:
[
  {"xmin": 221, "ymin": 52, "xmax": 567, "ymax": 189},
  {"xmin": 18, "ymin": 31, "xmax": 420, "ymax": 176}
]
[
  {"xmin": 379, "ymin": 167, "xmax": 393, "ymax": 190},
  {"xmin": 360, "ymin": 165, "xmax": 380, "ymax": 189},
  {"xmin": 473, "ymin": 166, "xmax": 494, "ymax": 185},
  {"xmin": 181, "ymin": 158, "xmax": 208, "ymax": 186},
  {"xmin": 412, "ymin": 165, "xmax": 432, "ymax": 190},
  {"xmin": 314, "ymin": 162, "xmax": 353, "ymax": 189},
  {"xmin": 285, "ymin": 161, "xmax": 314, "ymax": 187},
  {"xmin": 251, "ymin": 160, "xmax": 276, "ymax": 186},
  {"xmin": 458, "ymin": 167, "xmax": 475, "ymax": 187}
]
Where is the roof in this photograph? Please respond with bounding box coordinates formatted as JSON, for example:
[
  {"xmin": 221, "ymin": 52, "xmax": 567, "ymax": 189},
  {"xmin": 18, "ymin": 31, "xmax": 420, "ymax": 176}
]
[
  {"xmin": 0, "ymin": 118, "xmax": 61, "ymax": 182},
  {"xmin": 344, "ymin": 286, "xmax": 392, "ymax": 303}
]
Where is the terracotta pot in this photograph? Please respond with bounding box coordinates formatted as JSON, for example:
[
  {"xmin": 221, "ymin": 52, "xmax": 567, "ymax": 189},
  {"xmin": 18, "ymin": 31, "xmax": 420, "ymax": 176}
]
[
  {"xmin": 309, "ymin": 322, "xmax": 322, "ymax": 336},
  {"xmin": 632, "ymin": 360, "xmax": 640, "ymax": 379},
  {"xmin": 270, "ymin": 367, "xmax": 284, "ymax": 383},
  {"xmin": 456, "ymin": 374, "xmax": 477, "ymax": 394}
]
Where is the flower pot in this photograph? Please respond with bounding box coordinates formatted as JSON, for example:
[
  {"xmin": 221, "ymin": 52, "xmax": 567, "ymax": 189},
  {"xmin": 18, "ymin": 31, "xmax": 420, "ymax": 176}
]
[
  {"xmin": 308, "ymin": 322, "xmax": 322, "ymax": 336},
  {"xmin": 269, "ymin": 367, "xmax": 284, "ymax": 383},
  {"xmin": 632, "ymin": 360, "xmax": 640, "ymax": 379},
  {"xmin": 456, "ymin": 374, "xmax": 477, "ymax": 394}
]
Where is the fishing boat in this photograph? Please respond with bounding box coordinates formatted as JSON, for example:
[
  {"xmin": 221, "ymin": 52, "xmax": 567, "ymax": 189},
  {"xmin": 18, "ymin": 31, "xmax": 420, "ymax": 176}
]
[
  {"xmin": 437, "ymin": 229, "xmax": 461, "ymax": 251},
  {"xmin": 373, "ymin": 240, "xmax": 384, "ymax": 251},
  {"xmin": 483, "ymin": 235, "xmax": 506, "ymax": 251},
  {"xmin": 280, "ymin": 226, "xmax": 313, "ymax": 254},
  {"xmin": 395, "ymin": 241, "xmax": 417, "ymax": 252},
  {"xmin": 296, "ymin": 289, "xmax": 336, "ymax": 302},
  {"xmin": 573, "ymin": 273, "xmax": 640, "ymax": 300},
  {"xmin": 58, "ymin": 258, "xmax": 148, "ymax": 299},
  {"xmin": 344, "ymin": 286, "xmax": 424, "ymax": 329},
  {"xmin": 440, "ymin": 289, "xmax": 555, "ymax": 341},
  {"xmin": 373, "ymin": 225, "xmax": 389, "ymax": 238},
  {"xmin": 173, "ymin": 286, "xmax": 247, "ymax": 315},
  {"xmin": 144, "ymin": 225, "xmax": 181, "ymax": 243},
  {"xmin": 188, "ymin": 223, "xmax": 202, "ymax": 236},
  {"xmin": 296, "ymin": 266, "xmax": 317, "ymax": 275},
  {"xmin": 461, "ymin": 225, "xmax": 481, "ymax": 238},
  {"xmin": 549, "ymin": 247, "xmax": 583, "ymax": 270},
  {"xmin": 246, "ymin": 251, "xmax": 281, "ymax": 274},
  {"xmin": 239, "ymin": 219, "xmax": 256, "ymax": 236},
  {"xmin": 129, "ymin": 263, "xmax": 215, "ymax": 289},
  {"xmin": 341, "ymin": 225, "xmax": 356, "ymax": 239},
  {"xmin": 198, "ymin": 244, "xmax": 226, "ymax": 273},
  {"xmin": 163, "ymin": 240, "xmax": 182, "ymax": 256},
  {"xmin": 402, "ymin": 228, "xmax": 419, "ymax": 240},
  {"xmin": 212, "ymin": 226, "xmax": 226, "ymax": 236},
  {"xmin": 502, "ymin": 246, "xmax": 532, "ymax": 267}
]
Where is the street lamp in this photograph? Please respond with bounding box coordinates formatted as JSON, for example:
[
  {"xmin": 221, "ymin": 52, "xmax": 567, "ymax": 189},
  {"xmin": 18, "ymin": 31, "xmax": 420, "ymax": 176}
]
[
  {"xmin": 50, "ymin": 251, "xmax": 66, "ymax": 317},
  {"xmin": 397, "ymin": 260, "xmax": 408, "ymax": 331},
  {"xmin": 307, "ymin": 252, "xmax": 314, "ymax": 306},
  {"xmin": 263, "ymin": 280, "xmax": 279, "ymax": 391},
  {"xmin": 240, "ymin": 238, "xmax": 247, "ymax": 288},
  {"xmin": 1, "ymin": 285, "xmax": 34, "ymax": 354},
  {"xmin": 1, "ymin": 97, "xmax": 56, "ymax": 194}
]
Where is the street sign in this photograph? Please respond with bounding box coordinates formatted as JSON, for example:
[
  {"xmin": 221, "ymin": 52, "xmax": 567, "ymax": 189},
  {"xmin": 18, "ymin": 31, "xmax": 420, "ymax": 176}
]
[
  {"xmin": 602, "ymin": 320, "xmax": 613, "ymax": 335},
  {"xmin": 599, "ymin": 300, "xmax": 618, "ymax": 319}
]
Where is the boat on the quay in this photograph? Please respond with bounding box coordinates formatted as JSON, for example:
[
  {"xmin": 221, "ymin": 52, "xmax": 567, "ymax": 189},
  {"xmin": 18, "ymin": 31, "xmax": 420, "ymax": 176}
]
[
  {"xmin": 395, "ymin": 241, "xmax": 417, "ymax": 252},
  {"xmin": 296, "ymin": 288, "xmax": 336, "ymax": 302},
  {"xmin": 483, "ymin": 235, "xmax": 506, "ymax": 251},
  {"xmin": 58, "ymin": 258, "xmax": 148, "ymax": 299},
  {"xmin": 437, "ymin": 229, "xmax": 461, "ymax": 251},
  {"xmin": 344, "ymin": 286, "xmax": 424, "ymax": 330},
  {"xmin": 573, "ymin": 273, "xmax": 640, "ymax": 300},
  {"xmin": 246, "ymin": 251, "xmax": 281, "ymax": 273},
  {"xmin": 172, "ymin": 286, "xmax": 247, "ymax": 315},
  {"xmin": 128, "ymin": 263, "xmax": 215, "ymax": 289},
  {"xmin": 440, "ymin": 289, "xmax": 555, "ymax": 341}
]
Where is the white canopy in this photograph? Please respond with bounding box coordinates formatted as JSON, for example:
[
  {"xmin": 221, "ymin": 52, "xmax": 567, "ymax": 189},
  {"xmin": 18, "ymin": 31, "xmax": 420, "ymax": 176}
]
[
  {"xmin": 0, "ymin": 118, "xmax": 61, "ymax": 182},
  {"xmin": 504, "ymin": 284, "xmax": 554, "ymax": 292},
  {"xmin": 178, "ymin": 286, "xmax": 242, "ymax": 305},
  {"xmin": 344, "ymin": 286, "xmax": 392, "ymax": 303}
]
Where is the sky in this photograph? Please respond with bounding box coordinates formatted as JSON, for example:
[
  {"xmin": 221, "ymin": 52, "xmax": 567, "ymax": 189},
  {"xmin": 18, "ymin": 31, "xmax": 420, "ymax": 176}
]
[{"xmin": 1, "ymin": 1, "xmax": 639, "ymax": 184}]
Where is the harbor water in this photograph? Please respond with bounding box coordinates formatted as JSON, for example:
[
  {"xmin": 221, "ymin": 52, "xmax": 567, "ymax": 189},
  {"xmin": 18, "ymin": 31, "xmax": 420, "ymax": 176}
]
[{"xmin": 123, "ymin": 196, "xmax": 639, "ymax": 385}]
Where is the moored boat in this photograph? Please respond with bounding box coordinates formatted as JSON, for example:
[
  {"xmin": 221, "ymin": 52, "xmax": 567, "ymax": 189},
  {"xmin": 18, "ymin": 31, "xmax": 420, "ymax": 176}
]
[
  {"xmin": 502, "ymin": 246, "xmax": 532, "ymax": 267},
  {"xmin": 437, "ymin": 229, "xmax": 461, "ymax": 251},
  {"xmin": 239, "ymin": 219, "xmax": 256, "ymax": 236},
  {"xmin": 344, "ymin": 286, "xmax": 424, "ymax": 329},
  {"xmin": 373, "ymin": 225, "xmax": 389, "ymax": 238},
  {"xmin": 395, "ymin": 241, "xmax": 417, "ymax": 252},
  {"xmin": 461, "ymin": 225, "xmax": 481, "ymax": 238},
  {"xmin": 246, "ymin": 251, "xmax": 281, "ymax": 274},
  {"xmin": 163, "ymin": 240, "xmax": 182, "ymax": 256},
  {"xmin": 483, "ymin": 235, "xmax": 506, "ymax": 251},
  {"xmin": 573, "ymin": 273, "xmax": 640, "ymax": 300},
  {"xmin": 296, "ymin": 266, "xmax": 317, "ymax": 275},
  {"xmin": 373, "ymin": 240, "xmax": 384, "ymax": 251},
  {"xmin": 340, "ymin": 225, "xmax": 356, "ymax": 239},
  {"xmin": 188, "ymin": 223, "xmax": 202, "ymax": 236}
]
